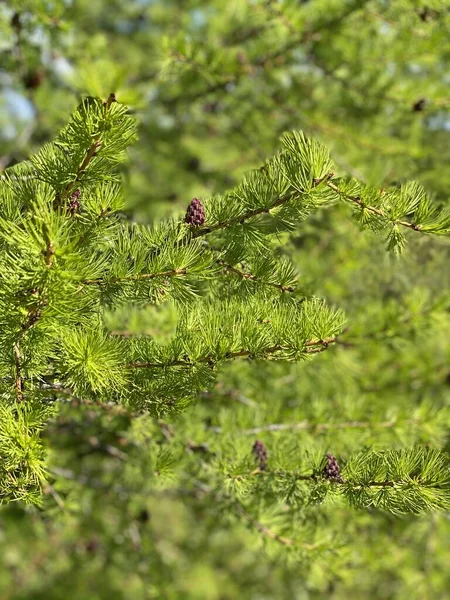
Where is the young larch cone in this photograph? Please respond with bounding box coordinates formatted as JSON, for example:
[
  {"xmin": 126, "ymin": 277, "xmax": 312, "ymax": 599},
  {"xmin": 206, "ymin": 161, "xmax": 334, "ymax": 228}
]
[
  {"xmin": 67, "ymin": 189, "xmax": 81, "ymax": 215},
  {"xmin": 23, "ymin": 68, "xmax": 45, "ymax": 90},
  {"xmin": 252, "ymin": 440, "xmax": 268, "ymax": 470},
  {"xmin": 184, "ymin": 197, "xmax": 205, "ymax": 226},
  {"xmin": 323, "ymin": 453, "xmax": 343, "ymax": 483},
  {"xmin": 412, "ymin": 98, "xmax": 426, "ymax": 112}
]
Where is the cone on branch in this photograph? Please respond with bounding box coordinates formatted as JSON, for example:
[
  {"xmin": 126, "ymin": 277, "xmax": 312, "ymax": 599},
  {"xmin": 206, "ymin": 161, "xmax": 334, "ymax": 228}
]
[
  {"xmin": 67, "ymin": 189, "xmax": 81, "ymax": 215},
  {"xmin": 184, "ymin": 197, "xmax": 205, "ymax": 226},
  {"xmin": 252, "ymin": 440, "xmax": 268, "ymax": 470},
  {"xmin": 322, "ymin": 453, "xmax": 343, "ymax": 483},
  {"xmin": 412, "ymin": 98, "xmax": 427, "ymax": 112},
  {"xmin": 23, "ymin": 68, "xmax": 45, "ymax": 90}
]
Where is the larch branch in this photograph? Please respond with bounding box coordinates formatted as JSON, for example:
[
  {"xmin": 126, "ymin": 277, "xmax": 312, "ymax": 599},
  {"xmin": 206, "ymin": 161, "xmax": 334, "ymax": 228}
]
[
  {"xmin": 81, "ymin": 267, "xmax": 187, "ymax": 287},
  {"xmin": 54, "ymin": 93, "xmax": 116, "ymax": 209},
  {"xmin": 217, "ymin": 260, "xmax": 295, "ymax": 293},
  {"xmin": 326, "ymin": 180, "xmax": 422, "ymax": 232},
  {"xmin": 127, "ymin": 338, "xmax": 336, "ymax": 369}
]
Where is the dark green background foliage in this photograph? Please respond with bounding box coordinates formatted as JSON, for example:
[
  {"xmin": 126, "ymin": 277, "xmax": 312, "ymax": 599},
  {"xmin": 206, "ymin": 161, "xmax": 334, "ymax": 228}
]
[{"xmin": 1, "ymin": 1, "xmax": 450, "ymax": 598}]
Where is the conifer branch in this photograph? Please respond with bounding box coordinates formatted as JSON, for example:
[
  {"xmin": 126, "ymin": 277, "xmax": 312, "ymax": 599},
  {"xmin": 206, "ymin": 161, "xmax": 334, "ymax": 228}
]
[
  {"xmin": 326, "ymin": 180, "xmax": 422, "ymax": 232},
  {"xmin": 164, "ymin": 2, "xmax": 370, "ymax": 106},
  {"xmin": 190, "ymin": 190, "xmax": 298, "ymax": 238},
  {"xmin": 13, "ymin": 302, "xmax": 47, "ymax": 402},
  {"xmin": 232, "ymin": 501, "xmax": 296, "ymax": 547},
  {"xmin": 234, "ymin": 469, "xmax": 447, "ymax": 490},
  {"xmin": 13, "ymin": 343, "xmax": 24, "ymax": 402},
  {"xmin": 81, "ymin": 267, "xmax": 188, "ymax": 287},
  {"xmin": 42, "ymin": 223, "xmax": 55, "ymax": 267},
  {"xmin": 191, "ymin": 480, "xmax": 320, "ymax": 550},
  {"xmin": 211, "ymin": 419, "xmax": 401, "ymax": 435},
  {"xmin": 11, "ymin": 224, "xmax": 55, "ymax": 402},
  {"xmin": 127, "ymin": 338, "xmax": 336, "ymax": 369},
  {"xmin": 53, "ymin": 93, "xmax": 116, "ymax": 209},
  {"xmin": 217, "ymin": 260, "xmax": 295, "ymax": 293}
]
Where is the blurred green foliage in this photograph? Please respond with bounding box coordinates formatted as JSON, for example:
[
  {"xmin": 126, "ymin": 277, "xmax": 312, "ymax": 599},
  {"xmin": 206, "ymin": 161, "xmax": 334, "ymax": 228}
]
[{"xmin": 1, "ymin": 1, "xmax": 450, "ymax": 598}]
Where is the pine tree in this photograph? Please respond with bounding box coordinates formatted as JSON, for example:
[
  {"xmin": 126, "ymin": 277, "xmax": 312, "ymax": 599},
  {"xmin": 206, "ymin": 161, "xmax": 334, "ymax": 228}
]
[{"xmin": 1, "ymin": 1, "xmax": 450, "ymax": 598}]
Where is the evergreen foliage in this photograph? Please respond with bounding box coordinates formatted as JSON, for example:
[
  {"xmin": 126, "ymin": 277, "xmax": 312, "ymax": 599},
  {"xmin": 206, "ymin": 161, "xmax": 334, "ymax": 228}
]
[{"xmin": 1, "ymin": 1, "xmax": 450, "ymax": 598}]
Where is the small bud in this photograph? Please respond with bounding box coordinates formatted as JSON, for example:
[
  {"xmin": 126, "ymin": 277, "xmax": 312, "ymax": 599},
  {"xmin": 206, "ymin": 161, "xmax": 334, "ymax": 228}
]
[
  {"xmin": 184, "ymin": 197, "xmax": 205, "ymax": 227},
  {"xmin": 252, "ymin": 440, "xmax": 268, "ymax": 470},
  {"xmin": 323, "ymin": 453, "xmax": 343, "ymax": 483}
]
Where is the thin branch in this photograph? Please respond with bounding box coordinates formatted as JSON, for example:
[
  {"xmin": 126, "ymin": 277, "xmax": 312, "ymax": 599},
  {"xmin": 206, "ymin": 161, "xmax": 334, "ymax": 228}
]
[
  {"xmin": 191, "ymin": 479, "xmax": 319, "ymax": 550},
  {"xmin": 12, "ymin": 302, "xmax": 46, "ymax": 402},
  {"xmin": 217, "ymin": 260, "xmax": 295, "ymax": 293},
  {"xmin": 211, "ymin": 419, "xmax": 401, "ymax": 436},
  {"xmin": 45, "ymin": 241, "xmax": 55, "ymax": 267},
  {"xmin": 232, "ymin": 501, "xmax": 296, "ymax": 546},
  {"xmin": 326, "ymin": 180, "xmax": 422, "ymax": 232},
  {"xmin": 13, "ymin": 343, "xmax": 23, "ymax": 402},
  {"xmin": 163, "ymin": 2, "xmax": 370, "ymax": 107},
  {"xmin": 53, "ymin": 93, "xmax": 116, "ymax": 209},
  {"xmin": 127, "ymin": 338, "xmax": 336, "ymax": 369},
  {"xmin": 81, "ymin": 267, "xmax": 187, "ymax": 287},
  {"xmin": 191, "ymin": 190, "xmax": 298, "ymax": 238},
  {"xmin": 43, "ymin": 386, "xmax": 135, "ymax": 414},
  {"xmin": 230, "ymin": 469, "xmax": 425, "ymax": 489},
  {"xmin": 190, "ymin": 173, "xmax": 335, "ymax": 241}
]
